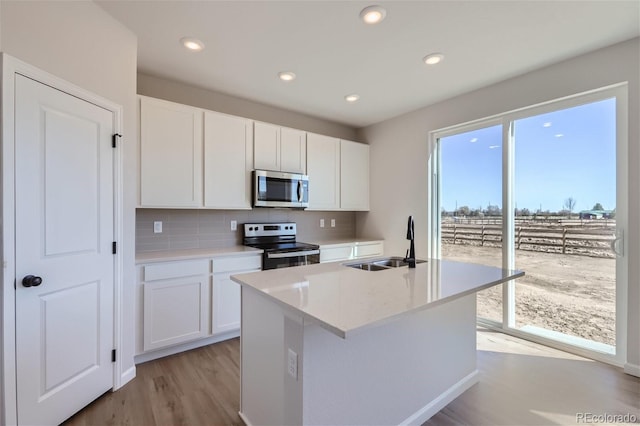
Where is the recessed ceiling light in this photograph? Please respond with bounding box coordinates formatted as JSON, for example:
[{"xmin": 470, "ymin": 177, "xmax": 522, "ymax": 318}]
[
  {"xmin": 423, "ymin": 53, "xmax": 444, "ymax": 65},
  {"xmin": 543, "ymin": 122, "xmax": 552, "ymax": 127},
  {"xmin": 360, "ymin": 5, "xmax": 387, "ymax": 24},
  {"xmin": 489, "ymin": 145, "xmax": 500, "ymax": 149},
  {"xmin": 470, "ymin": 138, "xmax": 478, "ymax": 143},
  {"xmin": 180, "ymin": 37, "xmax": 205, "ymax": 52},
  {"xmin": 555, "ymin": 133, "xmax": 564, "ymax": 138},
  {"xmin": 278, "ymin": 71, "xmax": 296, "ymax": 82},
  {"xmin": 345, "ymin": 94, "xmax": 360, "ymax": 103}
]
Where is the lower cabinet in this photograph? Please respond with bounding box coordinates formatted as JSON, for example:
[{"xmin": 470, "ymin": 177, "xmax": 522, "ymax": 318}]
[
  {"xmin": 137, "ymin": 253, "xmax": 262, "ymax": 360},
  {"xmin": 212, "ymin": 255, "xmax": 261, "ymax": 334},
  {"xmin": 143, "ymin": 274, "xmax": 210, "ymax": 351},
  {"xmin": 319, "ymin": 241, "xmax": 384, "ymax": 263}
]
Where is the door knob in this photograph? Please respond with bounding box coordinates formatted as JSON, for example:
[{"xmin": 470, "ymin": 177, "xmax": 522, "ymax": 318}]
[{"xmin": 22, "ymin": 275, "xmax": 43, "ymax": 288}]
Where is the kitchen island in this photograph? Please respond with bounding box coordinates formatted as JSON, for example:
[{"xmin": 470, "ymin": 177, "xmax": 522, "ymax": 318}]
[{"xmin": 231, "ymin": 258, "xmax": 523, "ymax": 425}]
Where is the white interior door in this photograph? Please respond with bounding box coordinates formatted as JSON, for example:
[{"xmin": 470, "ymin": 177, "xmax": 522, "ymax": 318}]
[{"xmin": 15, "ymin": 74, "xmax": 115, "ymax": 425}]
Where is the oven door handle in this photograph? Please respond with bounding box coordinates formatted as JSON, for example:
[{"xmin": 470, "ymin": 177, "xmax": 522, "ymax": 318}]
[{"xmin": 266, "ymin": 249, "xmax": 320, "ymax": 259}]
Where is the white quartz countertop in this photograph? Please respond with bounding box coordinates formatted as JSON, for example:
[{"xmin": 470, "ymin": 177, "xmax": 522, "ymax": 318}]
[
  {"xmin": 231, "ymin": 258, "xmax": 523, "ymax": 338},
  {"xmin": 136, "ymin": 246, "xmax": 263, "ymax": 264}
]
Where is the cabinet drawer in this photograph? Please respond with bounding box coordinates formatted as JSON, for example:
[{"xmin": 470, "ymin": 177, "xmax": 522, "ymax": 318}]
[
  {"xmin": 320, "ymin": 245, "xmax": 353, "ymax": 263},
  {"xmin": 213, "ymin": 255, "xmax": 262, "ymax": 273},
  {"xmin": 143, "ymin": 259, "xmax": 210, "ymax": 282},
  {"xmin": 354, "ymin": 242, "xmax": 383, "ymax": 259}
]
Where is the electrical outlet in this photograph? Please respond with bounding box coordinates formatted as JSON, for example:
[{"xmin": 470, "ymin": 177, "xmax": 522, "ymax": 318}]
[
  {"xmin": 230, "ymin": 220, "xmax": 237, "ymax": 231},
  {"xmin": 331, "ymin": 219, "xmax": 336, "ymax": 228},
  {"xmin": 320, "ymin": 219, "xmax": 325, "ymax": 228},
  {"xmin": 287, "ymin": 348, "xmax": 298, "ymax": 380},
  {"xmin": 153, "ymin": 221, "xmax": 162, "ymax": 234}
]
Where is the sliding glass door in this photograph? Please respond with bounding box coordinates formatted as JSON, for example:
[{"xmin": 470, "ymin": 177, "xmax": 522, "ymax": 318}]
[
  {"xmin": 436, "ymin": 124, "xmax": 504, "ymax": 324},
  {"xmin": 429, "ymin": 85, "xmax": 627, "ymax": 362}
]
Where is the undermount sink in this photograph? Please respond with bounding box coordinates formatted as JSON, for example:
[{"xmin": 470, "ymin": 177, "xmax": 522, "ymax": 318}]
[{"xmin": 345, "ymin": 256, "xmax": 427, "ymax": 271}]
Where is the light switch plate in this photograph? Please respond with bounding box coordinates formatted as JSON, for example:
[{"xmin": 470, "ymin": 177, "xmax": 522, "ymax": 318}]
[
  {"xmin": 320, "ymin": 219, "xmax": 325, "ymax": 228},
  {"xmin": 153, "ymin": 221, "xmax": 162, "ymax": 234},
  {"xmin": 231, "ymin": 220, "xmax": 237, "ymax": 231},
  {"xmin": 331, "ymin": 219, "xmax": 336, "ymax": 228}
]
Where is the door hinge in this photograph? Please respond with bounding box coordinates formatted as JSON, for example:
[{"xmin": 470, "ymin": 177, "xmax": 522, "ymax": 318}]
[
  {"xmin": 112, "ymin": 241, "xmax": 117, "ymax": 254},
  {"xmin": 112, "ymin": 133, "xmax": 122, "ymax": 148},
  {"xmin": 112, "ymin": 349, "xmax": 116, "ymax": 362}
]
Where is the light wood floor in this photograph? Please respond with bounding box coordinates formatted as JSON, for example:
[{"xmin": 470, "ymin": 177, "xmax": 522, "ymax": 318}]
[{"xmin": 64, "ymin": 329, "xmax": 639, "ymax": 426}]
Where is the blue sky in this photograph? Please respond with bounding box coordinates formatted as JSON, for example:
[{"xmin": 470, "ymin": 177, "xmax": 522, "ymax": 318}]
[{"xmin": 440, "ymin": 98, "xmax": 616, "ymax": 213}]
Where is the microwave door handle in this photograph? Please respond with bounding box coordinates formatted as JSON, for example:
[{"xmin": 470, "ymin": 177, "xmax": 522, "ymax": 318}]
[{"xmin": 297, "ymin": 180, "xmax": 302, "ymax": 202}]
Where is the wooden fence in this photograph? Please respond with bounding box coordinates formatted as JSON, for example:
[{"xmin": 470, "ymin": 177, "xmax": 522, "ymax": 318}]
[{"xmin": 441, "ymin": 221, "xmax": 616, "ymax": 258}]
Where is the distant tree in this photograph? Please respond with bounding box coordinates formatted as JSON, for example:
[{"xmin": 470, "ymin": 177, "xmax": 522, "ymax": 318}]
[
  {"xmin": 469, "ymin": 208, "xmax": 482, "ymax": 217},
  {"xmin": 485, "ymin": 205, "xmax": 501, "ymax": 216},
  {"xmin": 520, "ymin": 208, "xmax": 531, "ymax": 216},
  {"xmin": 563, "ymin": 197, "xmax": 577, "ymax": 213},
  {"xmin": 592, "ymin": 202, "xmax": 604, "ymax": 210},
  {"xmin": 456, "ymin": 206, "xmax": 471, "ymax": 216}
]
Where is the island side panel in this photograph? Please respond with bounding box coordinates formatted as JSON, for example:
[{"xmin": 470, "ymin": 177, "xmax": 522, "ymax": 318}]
[
  {"xmin": 240, "ymin": 287, "xmax": 287, "ymax": 426},
  {"xmin": 301, "ymin": 294, "xmax": 478, "ymax": 425}
]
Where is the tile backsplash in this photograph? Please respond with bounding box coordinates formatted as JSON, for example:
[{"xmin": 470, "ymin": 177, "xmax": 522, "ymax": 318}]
[{"xmin": 136, "ymin": 209, "xmax": 356, "ymax": 252}]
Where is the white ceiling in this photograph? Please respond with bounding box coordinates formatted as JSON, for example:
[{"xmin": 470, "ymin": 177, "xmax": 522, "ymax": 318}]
[{"xmin": 97, "ymin": 0, "xmax": 640, "ymax": 128}]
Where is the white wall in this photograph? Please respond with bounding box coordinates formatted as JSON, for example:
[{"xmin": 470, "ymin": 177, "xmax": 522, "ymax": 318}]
[
  {"xmin": 0, "ymin": 0, "xmax": 139, "ymax": 408},
  {"xmin": 357, "ymin": 38, "xmax": 640, "ymax": 373}
]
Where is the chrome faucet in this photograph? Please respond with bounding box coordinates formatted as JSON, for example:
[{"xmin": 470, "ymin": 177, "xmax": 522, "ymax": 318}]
[{"xmin": 404, "ymin": 215, "xmax": 416, "ymax": 268}]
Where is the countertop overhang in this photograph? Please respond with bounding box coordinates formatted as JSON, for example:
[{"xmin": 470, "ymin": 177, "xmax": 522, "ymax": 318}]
[{"xmin": 232, "ymin": 259, "xmax": 523, "ymax": 338}]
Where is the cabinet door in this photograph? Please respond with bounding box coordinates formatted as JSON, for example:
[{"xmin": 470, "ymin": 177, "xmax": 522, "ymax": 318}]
[
  {"xmin": 143, "ymin": 275, "xmax": 210, "ymax": 351},
  {"xmin": 254, "ymin": 121, "xmax": 280, "ymax": 171},
  {"xmin": 212, "ymin": 273, "xmax": 241, "ymax": 334},
  {"xmin": 307, "ymin": 133, "xmax": 341, "ymax": 210},
  {"xmin": 340, "ymin": 140, "xmax": 370, "ymax": 211},
  {"xmin": 280, "ymin": 127, "xmax": 307, "ymax": 174},
  {"xmin": 204, "ymin": 111, "xmax": 253, "ymax": 209},
  {"xmin": 140, "ymin": 96, "xmax": 203, "ymax": 207}
]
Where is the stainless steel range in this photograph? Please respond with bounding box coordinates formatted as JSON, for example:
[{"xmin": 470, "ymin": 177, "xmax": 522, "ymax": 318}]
[{"xmin": 243, "ymin": 223, "xmax": 320, "ymax": 270}]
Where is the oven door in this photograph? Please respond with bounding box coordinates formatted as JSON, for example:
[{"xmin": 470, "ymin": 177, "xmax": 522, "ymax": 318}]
[
  {"xmin": 263, "ymin": 249, "xmax": 319, "ymax": 270},
  {"xmin": 254, "ymin": 170, "xmax": 309, "ymax": 208}
]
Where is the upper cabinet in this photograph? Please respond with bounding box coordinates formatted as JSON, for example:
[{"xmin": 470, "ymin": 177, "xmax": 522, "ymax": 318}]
[
  {"xmin": 280, "ymin": 127, "xmax": 307, "ymax": 174},
  {"xmin": 307, "ymin": 136, "xmax": 370, "ymax": 211},
  {"xmin": 204, "ymin": 111, "xmax": 253, "ymax": 209},
  {"xmin": 340, "ymin": 140, "xmax": 370, "ymax": 211},
  {"xmin": 140, "ymin": 96, "xmax": 203, "ymax": 207},
  {"xmin": 138, "ymin": 95, "xmax": 368, "ymax": 211},
  {"xmin": 254, "ymin": 122, "xmax": 306, "ymax": 174},
  {"xmin": 307, "ymin": 133, "xmax": 341, "ymax": 210}
]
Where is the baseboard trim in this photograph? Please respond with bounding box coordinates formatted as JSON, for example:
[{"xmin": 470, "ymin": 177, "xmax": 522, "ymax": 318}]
[
  {"xmin": 624, "ymin": 362, "xmax": 640, "ymax": 377},
  {"xmin": 134, "ymin": 331, "xmax": 240, "ymax": 364},
  {"xmin": 400, "ymin": 369, "xmax": 480, "ymax": 425},
  {"xmin": 238, "ymin": 411, "xmax": 252, "ymax": 426},
  {"xmin": 119, "ymin": 366, "xmax": 136, "ymax": 389}
]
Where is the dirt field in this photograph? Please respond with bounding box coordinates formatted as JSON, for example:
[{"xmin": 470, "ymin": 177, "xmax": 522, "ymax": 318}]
[{"xmin": 442, "ymin": 244, "xmax": 616, "ymax": 346}]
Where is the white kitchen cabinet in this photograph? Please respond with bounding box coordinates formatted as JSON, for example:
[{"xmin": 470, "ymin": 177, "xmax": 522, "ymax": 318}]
[
  {"xmin": 254, "ymin": 121, "xmax": 280, "ymax": 171},
  {"xmin": 319, "ymin": 241, "xmax": 384, "ymax": 263},
  {"xmin": 204, "ymin": 111, "xmax": 253, "ymax": 209},
  {"xmin": 142, "ymin": 259, "xmax": 210, "ymax": 351},
  {"xmin": 139, "ymin": 96, "xmax": 203, "ymax": 207},
  {"xmin": 212, "ymin": 255, "xmax": 261, "ymax": 334},
  {"xmin": 136, "ymin": 251, "xmax": 262, "ymax": 362},
  {"xmin": 254, "ymin": 122, "xmax": 306, "ymax": 174},
  {"xmin": 307, "ymin": 133, "xmax": 341, "ymax": 210},
  {"xmin": 340, "ymin": 140, "xmax": 370, "ymax": 211},
  {"xmin": 280, "ymin": 127, "xmax": 306, "ymax": 174}
]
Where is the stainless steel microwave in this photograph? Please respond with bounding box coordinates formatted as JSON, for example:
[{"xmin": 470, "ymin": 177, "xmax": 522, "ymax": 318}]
[{"xmin": 253, "ymin": 170, "xmax": 309, "ymax": 208}]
